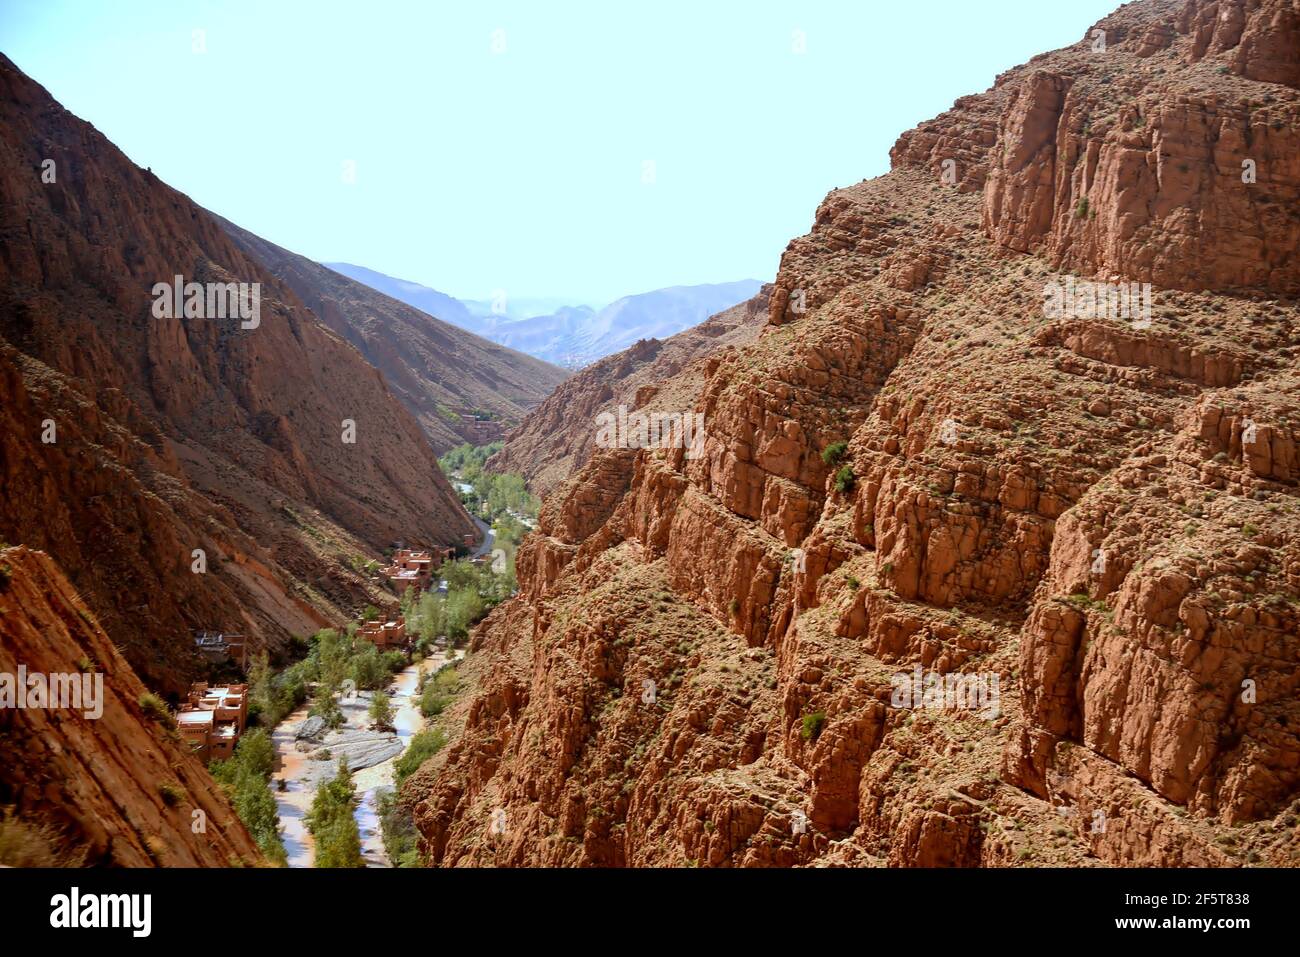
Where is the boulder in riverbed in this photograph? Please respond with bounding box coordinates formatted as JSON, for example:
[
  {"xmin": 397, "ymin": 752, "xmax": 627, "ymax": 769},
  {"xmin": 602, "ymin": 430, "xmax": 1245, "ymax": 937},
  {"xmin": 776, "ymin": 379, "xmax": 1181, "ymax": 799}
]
[{"xmin": 296, "ymin": 716, "xmax": 329, "ymax": 741}]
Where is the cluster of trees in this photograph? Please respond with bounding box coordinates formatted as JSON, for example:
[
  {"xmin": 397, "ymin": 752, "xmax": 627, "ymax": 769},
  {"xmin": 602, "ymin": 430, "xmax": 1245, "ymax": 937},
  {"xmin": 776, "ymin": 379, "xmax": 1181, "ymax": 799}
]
[
  {"xmin": 210, "ymin": 729, "xmax": 286, "ymax": 865},
  {"xmin": 438, "ymin": 441, "xmax": 499, "ymax": 473},
  {"xmin": 492, "ymin": 512, "xmax": 530, "ymax": 551},
  {"xmin": 402, "ymin": 559, "xmax": 512, "ymax": 656},
  {"xmin": 379, "ymin": 705, "xmax": 452, "ymax": 868},
  {"xmin": 245, "ymin": 649, "xmax": 310, "ymax": 729},
  {"xmin": 438, "ymin": 442, "xmax": 539, "ymax": 525},
  {"xmin": 230, "ymin": 560, "xmax": 501, "ymax": 868},
  {"xmin": 246, "ymin": 627, "xmax": 405, "ymax": 732},
  {"xmin": 306, "ymin": 758, "xmax": 363, "ymax": 868},
  {"xmin": 377, "ymin": 724, "xmax": 449, "ymax": 868}
]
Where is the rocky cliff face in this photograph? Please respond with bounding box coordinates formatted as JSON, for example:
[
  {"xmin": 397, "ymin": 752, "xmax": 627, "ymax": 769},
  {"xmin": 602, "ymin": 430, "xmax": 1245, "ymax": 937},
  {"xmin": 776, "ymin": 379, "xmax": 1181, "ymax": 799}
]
[
  {"xmin": 0, "ymin": 547, "xmax": 264, "ymax": 866},
  {"xmin": 0, "ymin": 54, "xmax": 475, "ymax": 692},
  {"xmin": 487, "ymin": 291, "xmax": 769, "ymax": 495},
  {"xmin": 408, "ymin": 0, "xmax": 1300, "ymax": 867},
  {"xmin": 220, "ymin": 219, "xmax": 569, "ymax": 453}
]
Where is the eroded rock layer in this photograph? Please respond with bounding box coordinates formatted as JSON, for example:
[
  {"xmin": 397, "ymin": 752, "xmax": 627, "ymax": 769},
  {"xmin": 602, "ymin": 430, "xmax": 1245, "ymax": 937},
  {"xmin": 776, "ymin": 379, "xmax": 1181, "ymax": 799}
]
[
  {"xmin": 487, "ymin": 293, "xmax": 769, "ymax": 496},
  {"xmin": 408, "ymin": 0, "xmax": 1300, "ymax": 867},
  {"xmin": 0, "ymin": 547, "xmax": 264, "ymax": 866}
]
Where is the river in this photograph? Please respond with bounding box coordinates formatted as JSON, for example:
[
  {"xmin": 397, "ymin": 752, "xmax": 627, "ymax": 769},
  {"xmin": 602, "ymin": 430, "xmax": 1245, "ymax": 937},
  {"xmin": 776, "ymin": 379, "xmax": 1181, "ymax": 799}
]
[{"xmin": 270, "ymin": 653, "xmax": 448, "ymax": 868}]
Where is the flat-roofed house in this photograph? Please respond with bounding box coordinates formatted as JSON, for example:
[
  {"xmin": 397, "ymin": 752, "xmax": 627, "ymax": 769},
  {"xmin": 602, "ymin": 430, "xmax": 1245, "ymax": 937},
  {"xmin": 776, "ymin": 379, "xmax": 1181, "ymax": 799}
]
[
  {"xmin": 177, "ymin": 709, "xmax": 216, "ymax": 761},
  {"xmin": 358, "ymin": 616, "xmax": 407, "ymax": 651},
  {"xmin": 177, "ymin": 682, "xmax": 248, "ymax": 762},
  {"xmin": 384, "ymin": 547, "xmax": 453, "ymax": 594},
  {"xmin": 193, "ymin": 631, "xmax": 248, "ymax": 669}
]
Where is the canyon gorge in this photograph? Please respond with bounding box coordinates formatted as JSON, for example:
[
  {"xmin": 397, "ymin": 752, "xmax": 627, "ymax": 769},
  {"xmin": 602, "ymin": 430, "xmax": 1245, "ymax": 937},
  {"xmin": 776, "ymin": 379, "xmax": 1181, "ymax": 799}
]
[{"xmin": 0, "ymin": 0, "xmax": 1297, "ymax": 873}]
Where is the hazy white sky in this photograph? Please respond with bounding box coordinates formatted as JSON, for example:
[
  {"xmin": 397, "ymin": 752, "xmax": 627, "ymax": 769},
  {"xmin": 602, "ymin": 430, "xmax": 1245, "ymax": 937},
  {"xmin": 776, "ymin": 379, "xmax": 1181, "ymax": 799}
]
[{"xmin": 3, "ymin": 0, "xmax": 1119, "ymax": 304}]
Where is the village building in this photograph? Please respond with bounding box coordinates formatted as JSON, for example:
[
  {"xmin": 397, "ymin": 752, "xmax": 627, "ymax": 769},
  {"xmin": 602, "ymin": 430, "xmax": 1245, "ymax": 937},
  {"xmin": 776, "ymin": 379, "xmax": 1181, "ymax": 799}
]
[
  {"xmin": 177, "ymin": 682, "xmax": 247, "ymax": 762},
  {"xmin": 358, "ymin": 616, "xmax": 407, "ymax": 652},
  {"xmin": 192, "ymin": 631, "xmax": 247, "ymax": 669},
  {"xmin": 383, "ymin": 546, "xmax": 453, "ymax": 594}
]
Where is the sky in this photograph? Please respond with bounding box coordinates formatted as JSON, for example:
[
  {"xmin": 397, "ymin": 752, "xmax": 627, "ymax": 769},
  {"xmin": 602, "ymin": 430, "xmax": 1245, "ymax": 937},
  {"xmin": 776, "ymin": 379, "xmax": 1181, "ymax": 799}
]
[{"xmin": 2, "ymin": 0, "xmax": 1121, "ymax": 305}]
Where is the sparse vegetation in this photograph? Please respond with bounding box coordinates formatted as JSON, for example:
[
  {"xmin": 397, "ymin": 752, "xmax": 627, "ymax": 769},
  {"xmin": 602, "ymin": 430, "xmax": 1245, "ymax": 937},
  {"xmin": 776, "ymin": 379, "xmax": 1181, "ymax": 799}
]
[
  {"xmin": 801, "ymin": 711, "xmax": 827, "ymax": 742},
  {"xmin": 157, "ymin": 781, "xmax": 184, "ymax": 807},
  {"xmin": 834, "ymin": 465, "xmax": 856, "ymax": 493},
  {"xmin": 138, "ymin": 691, "xmax": 174, "ymax": 727},
  {"xmin": 821, "ymin": 440, "xmax": 848, "ymax": 466},
  {"xmin": 0, "ymin": 806, "xmax": 85, "ymax": 867}
]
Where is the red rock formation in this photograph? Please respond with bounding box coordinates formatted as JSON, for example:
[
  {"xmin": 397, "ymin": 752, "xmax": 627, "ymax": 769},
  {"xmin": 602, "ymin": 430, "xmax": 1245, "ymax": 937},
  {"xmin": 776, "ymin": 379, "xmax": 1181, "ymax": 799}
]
[
  {"xmin": 407, "ymin": 0, "xmax": 1300, "ymax": 868},
  {"xmin": 487, "ymin": 292, "xmax": 769, "ymax": 495},
  {"xmin": 0, "ymin": 547, "xmax": 264, "ymax": 866},
  {"xmin": 0, "ymin": 54, "xmax": 476, "ymax": 690},
  {"xmin": 981, "ymin": 0, "xmax": 1300, "ymax": 294}
]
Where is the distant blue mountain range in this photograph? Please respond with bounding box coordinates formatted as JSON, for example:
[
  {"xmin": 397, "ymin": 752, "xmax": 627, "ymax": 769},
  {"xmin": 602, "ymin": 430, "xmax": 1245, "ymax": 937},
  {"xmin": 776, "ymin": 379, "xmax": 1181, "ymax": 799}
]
[{"xmin": 325, "ymin": 263, "xmax": 761, "ymax": 368}]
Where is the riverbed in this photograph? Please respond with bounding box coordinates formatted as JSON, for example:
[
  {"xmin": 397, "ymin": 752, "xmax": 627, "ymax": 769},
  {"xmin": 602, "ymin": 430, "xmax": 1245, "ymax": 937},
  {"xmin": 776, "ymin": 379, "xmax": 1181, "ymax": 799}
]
[{"xmin": 271, "ymin": 652, "xmax": 451, "ymax": 867}]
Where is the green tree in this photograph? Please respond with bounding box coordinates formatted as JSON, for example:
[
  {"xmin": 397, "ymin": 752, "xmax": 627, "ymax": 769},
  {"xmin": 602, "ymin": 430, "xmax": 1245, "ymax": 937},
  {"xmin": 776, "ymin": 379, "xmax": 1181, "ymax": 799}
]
[
  {"xmin": 369, "ymin": 690, "xmax": 395, "ymax": 728},
  {"xmin": 315, "ymin": 628, "xmax": 352, "ymax": 690},
  {"xmin": 247, "ymin": 652, "xmax": 274, "ymax": 725},
  {"xmin": 234, "ymin": 725, "xmax": 276, "ymax": 779},
  {"xmin": 350, "ymin": 642, "xmax": 388, "ymax": 691},
  {"xmin": 417, "ymin": 668, "xmax": 460, "ymax": 720},
  {"xmin": 306, "ymin": 759, "xmax": 363, "ymax": 868},
  {"xmin": 210, "ymin": 729, "xmax": 287, "ymax": 865},
  {"xmin": 376, "ymin": 788, "xmax": 421, "ymax": 867},
  {"xmin": 445, "ymin": 587, "xmax": 486, "ymax": 642},
  {"xmin": 309, "ymin": 678, "xmax": 344, "ymax": 729},
  {"xmin": 493, "ymin": 513, "xmax": 526, "ymax": 548}
]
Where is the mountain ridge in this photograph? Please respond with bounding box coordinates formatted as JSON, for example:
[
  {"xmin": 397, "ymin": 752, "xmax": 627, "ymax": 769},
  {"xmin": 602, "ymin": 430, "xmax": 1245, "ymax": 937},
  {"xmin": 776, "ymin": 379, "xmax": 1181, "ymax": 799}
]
[
  {"xmin": 221, "ymin": 221, "xmax": 569, "ymax": 452},
  {"xmin": 326, "ymin": 262, "xmax": 763, "ymax": 366},
  {"xmin": 486, "ymin": 287, "xmax": 772, "ymax": 495},
  {"xmin": 406, "ymin": 0, "xmax": 1300, "ymax": 868},
  {"xmin": 0, "ymin": 52, "xmax": 475, "ymax": 693}
]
